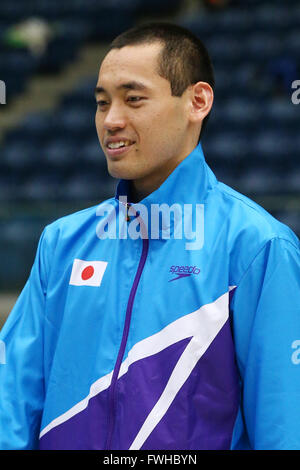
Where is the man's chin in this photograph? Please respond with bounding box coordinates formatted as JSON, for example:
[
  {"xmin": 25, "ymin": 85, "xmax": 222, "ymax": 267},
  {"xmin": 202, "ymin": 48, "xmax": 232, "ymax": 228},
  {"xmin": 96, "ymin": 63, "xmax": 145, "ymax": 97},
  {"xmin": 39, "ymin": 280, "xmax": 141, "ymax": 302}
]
[{"xmin": 107, "ymin": 164, "xmax": 136, "ymax": 181}]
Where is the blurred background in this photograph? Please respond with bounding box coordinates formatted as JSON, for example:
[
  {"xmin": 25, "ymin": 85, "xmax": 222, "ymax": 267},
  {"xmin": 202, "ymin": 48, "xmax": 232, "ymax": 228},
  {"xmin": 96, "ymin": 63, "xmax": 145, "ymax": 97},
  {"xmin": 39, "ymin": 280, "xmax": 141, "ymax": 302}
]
[{"xmin": 0, "ymin": 0, "xmax": 299, "ymax": 328}]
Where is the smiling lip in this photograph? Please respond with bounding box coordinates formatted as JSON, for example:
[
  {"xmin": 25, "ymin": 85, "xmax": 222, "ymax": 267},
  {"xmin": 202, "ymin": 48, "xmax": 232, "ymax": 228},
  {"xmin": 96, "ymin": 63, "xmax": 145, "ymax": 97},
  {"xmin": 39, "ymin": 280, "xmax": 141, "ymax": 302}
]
[{"xmin": 105, "ymin": 142, "xmax": 135, "ymax": 158}]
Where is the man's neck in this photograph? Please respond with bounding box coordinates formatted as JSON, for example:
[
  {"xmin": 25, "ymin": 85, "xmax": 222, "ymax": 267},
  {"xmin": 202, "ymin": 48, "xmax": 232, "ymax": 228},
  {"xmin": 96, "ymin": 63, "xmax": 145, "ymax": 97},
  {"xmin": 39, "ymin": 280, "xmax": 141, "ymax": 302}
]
[
  {"xmin": 129, "ymin": 157, "xmax": 186, "ymax": 203},
  {"xmin": 128, "ymin": 141, "xmax": 199, "ymax": 203},
  {"xmin": 129, "ymin": 181, "xmax": 153, "ymax": 203}
]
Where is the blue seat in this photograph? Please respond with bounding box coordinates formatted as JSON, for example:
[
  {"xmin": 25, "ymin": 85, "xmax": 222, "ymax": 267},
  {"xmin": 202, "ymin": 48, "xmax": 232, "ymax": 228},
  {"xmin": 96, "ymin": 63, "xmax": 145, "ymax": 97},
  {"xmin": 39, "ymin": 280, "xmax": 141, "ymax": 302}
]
[
  {"xmin": 254, "ymin": 4, "xmax": 294, "ymax": 31},
  {"xmin": 43, "ymin": 138, "xmax": 78, "ymax": 169},
  {"xmin": 80, "ymin": 139, "xmax": 107, "ymax": 168},
  {"xmin": 179, "ymin": 15, "xmax": 217, "ymax": 40},
  {"xmin": 0, "ymin": 2, "xmax": 30, "ymax": 21},
  {"xmin": 136, "ymin": 0, "xmax": 182, "ymax": 15},
  {"xmin": 213, "ymin": 8, "xmax": 253, "ymax": 34},
  {"xmin": 0, "ymin": 241, "xmax": 34, "ymax": 289},
  {"xmin": 0, "ymin": 216, "xmax": 47, "ymax": 289},
  {"xmin": 20, "ymin": 172, "xmax": 63, "ymax": 201},
  {"xmin": 60, "ymin": 93, "xmax": 95, "ymax": 109},
  {"xmin": 211, "ymin": 165, "xmax": 238, "ymax": 191},
  {"xmin": 61, "ymin": 76, "xmax": 98, "ymax": 108},
  {"xmin": 0, "ymin": 175, "xmax": 22, "ymax": 202},
  {"xmin": 37, "ymin": 36, "xmax": 79, "ymax": 72},
  {"xmin": 62, "ymin": 171, "xmax": 116, "ymax": 202},
  {"xmin": 275, "ymin": 211, "xmax": 300, "ymax": 236},
  {"xmin": 33, "ymin": 0, "xmax": 75, "ymax": 20},
  {"xmin": 285, "ymin": 168, "xmax": 300, "ymax": 193},
  {"xmin": 285, "ymin": 30, "xmax": 300, "ymax": 59},
  {"xmin": 1, "ymin": 217, "xmax": 41, "ymax": 244},
  {"xmin": 0, "ymin": 50, "xmax": 38, "ymax": 99},
  {"xmin": 252, "ymin": 131, "xmax": 293, "ymax": 162},
  {"xmin": 245, "ymin": 32, "xmax": 284, "ymax": 62},
  {"xmin": 2, "ymin": 141, "xmax": 38, "ymax": 170},
  {"xmin": 266, "ymin": 57, "xmax": 298, "ymax": 96},
  {"xmin": 227, "ymin": 63, "xmax": 271, "ymax": 100},
  {"xmin": 0, "ymin": 50, "xmax": 37, "ymax": 75},
  {"xmin": 262, "ymin": 99, "xmax": 299, "ymax": 127},
  {"xmin": 237, "ymin": 166, "xmax": 285, "ymax": 195},
  {"xmin": 205, "ymin": 35, "xmax": 243, "ymax": 64},
  {"xmin": 72, "ymin": 75, "xmax": 98, "ymax": 96},
  {"xmin": 51, "ymin": 19, "xmax": 90, "ymax": 42},
  {"xmin": 213, "ymin": 67, "xmax": 232, "ymax": 95},
  {"xmin": 56, "ymin": 106, "xmax": 95, "ymax": 137},
  {"xmin": 218, "ymin": 98, "xmax": 262, "ymax": 130},
  {"xmin": 5, "ymin": 111, "xmax": 58, "ymax": 144},
  {"xmin": 203, "ymin": 130, "xmax": 250, "ymax": 162}
]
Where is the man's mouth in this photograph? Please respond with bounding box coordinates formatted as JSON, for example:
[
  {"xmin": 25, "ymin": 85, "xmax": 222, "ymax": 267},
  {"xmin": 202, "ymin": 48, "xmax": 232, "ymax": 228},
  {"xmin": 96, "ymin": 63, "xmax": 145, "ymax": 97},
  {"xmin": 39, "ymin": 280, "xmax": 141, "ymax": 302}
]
[
  {"xmin": 107, "ymin": 139, "xmax": 133, "ymax": 149},
  {"xmin": 105, "ymin": 138, "xmax": 136, "ymax": 157}
]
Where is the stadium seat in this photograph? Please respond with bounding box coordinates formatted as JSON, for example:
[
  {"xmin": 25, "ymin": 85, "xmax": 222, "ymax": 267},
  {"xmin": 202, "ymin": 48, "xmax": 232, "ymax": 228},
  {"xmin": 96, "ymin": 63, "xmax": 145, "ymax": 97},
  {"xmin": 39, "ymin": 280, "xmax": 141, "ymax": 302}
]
[
  {"xmin": 236, "ymin": 166, "xmax": 285, "ymax": 195},
  {"xmin": 285, "ymin": 30, "xmax": 300, "ymax": 59},
  {"xmin": 262, "ymin": 99, "xmax": 299, "ymax": 128},
  {"xmin": 285, "ymin": 168, "xmax": 300, "ymax": 193},
  {"xmin": 254, "ymin": 4, "xmax": 294, "ymax": 31},
  {"xmin": 203, "ymin": 131, "xmax": 251, "ymax": 163},
  {"xmin": 275, "ymin": 210, "xmax": 300, "ymax": 235},
  {"xmin": 2, "ymin": 141, "xmax": 38, "ymax": 171},
  {"xmin": 252, "ymin": 131, "xmax": 293, "ymax": 162},
  {"xmin": 80, "ymin": 139, "xmax": 107, "ymax": 168},
  {"xmin": 62, "ymin": 171, "xmax": 116, "ymax": 202},
  {"xmin": 43, "ymin": 138, "xmax": 79, "ymax": 169},
  {"xmin": 4, "ymin": 111, "xmax": 58, "ymax": 144},
  {"xmin": 55, "ymin": 106, "xmax": 95, "ymax": 139},
  {"xmin": 20, "ymin": 172, "xmax": 63, "ymax": 202},
  {"xmin": 37, "ymin": 36, "xmax": 80, "ymax": 73},
  {"xmin": 245, "ymin": 32, "xmax": 284, "ymax": 62},
  {"xmin": 205, "ymin": 35, "xmax": 243, "ymax": 64},
  {"xmin": 0, "ymin": 175, "xmax": 22, "ymax": 202},
  {"xmin": 217, "ymin": 98, "xmax": 262, "ymax": 130}
]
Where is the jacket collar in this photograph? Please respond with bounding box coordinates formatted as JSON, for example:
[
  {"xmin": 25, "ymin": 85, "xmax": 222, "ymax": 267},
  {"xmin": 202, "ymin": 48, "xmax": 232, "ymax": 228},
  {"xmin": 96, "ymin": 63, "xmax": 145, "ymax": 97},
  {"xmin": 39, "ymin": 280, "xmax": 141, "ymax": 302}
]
[{"xmin": 115, "ymin": 142, "xmax": 217, "ymax": 209}]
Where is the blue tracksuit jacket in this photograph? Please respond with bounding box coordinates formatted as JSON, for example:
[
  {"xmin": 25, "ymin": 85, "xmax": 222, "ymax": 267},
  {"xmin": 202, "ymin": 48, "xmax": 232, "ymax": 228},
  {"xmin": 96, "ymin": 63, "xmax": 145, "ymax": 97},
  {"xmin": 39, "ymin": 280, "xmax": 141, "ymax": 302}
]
[{"xmin": 0, "ymin": 143, "xmax": 299, "ymax": 450}]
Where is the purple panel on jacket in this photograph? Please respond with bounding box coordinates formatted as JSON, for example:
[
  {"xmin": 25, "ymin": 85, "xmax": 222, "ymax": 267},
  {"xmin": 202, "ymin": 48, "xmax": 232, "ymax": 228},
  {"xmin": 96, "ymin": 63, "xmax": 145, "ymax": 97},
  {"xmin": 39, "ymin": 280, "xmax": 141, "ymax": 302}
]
[
  {"xmin": 39, "ymin": 387, "xmax": 110, "ymax": 449},
  {"xmin": 39, "ymin": 337, "xmax": 191, "ymax": 449},
  {"xmin": 39, "ymin": 320, "xmax": 239, "ymax": 450},
  {"xmin": 141, "ymin": 319, "xmax": 240, "ymax": 450},
  {"xmin": 111, "ymin": 337, "xmax": 192, "ymax": 449}
]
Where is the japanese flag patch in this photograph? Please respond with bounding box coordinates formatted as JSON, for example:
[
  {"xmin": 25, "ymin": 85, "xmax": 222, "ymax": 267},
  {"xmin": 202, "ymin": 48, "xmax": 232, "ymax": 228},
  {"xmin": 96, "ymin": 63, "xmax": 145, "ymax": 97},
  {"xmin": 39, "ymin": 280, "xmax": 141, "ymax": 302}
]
[{"xmin": 69, "ymin": 259, "xmax": 108, "ymax": 286}]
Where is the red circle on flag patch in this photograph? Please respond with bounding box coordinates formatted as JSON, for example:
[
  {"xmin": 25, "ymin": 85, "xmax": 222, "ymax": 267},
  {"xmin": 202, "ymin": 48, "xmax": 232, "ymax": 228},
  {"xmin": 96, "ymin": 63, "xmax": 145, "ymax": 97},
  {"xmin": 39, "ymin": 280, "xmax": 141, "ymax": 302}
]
[{"xmin": 81, "ymin": 265, "xmax": 94, "ymax": 280}]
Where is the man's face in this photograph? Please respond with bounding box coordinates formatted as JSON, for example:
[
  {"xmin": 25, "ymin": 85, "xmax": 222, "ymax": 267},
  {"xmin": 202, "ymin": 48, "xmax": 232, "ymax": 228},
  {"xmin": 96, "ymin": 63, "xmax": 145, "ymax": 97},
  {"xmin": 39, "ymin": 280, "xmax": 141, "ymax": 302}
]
[{"xmin": 95, "ymin": 43, "xmax": 195, "ymax": 195}]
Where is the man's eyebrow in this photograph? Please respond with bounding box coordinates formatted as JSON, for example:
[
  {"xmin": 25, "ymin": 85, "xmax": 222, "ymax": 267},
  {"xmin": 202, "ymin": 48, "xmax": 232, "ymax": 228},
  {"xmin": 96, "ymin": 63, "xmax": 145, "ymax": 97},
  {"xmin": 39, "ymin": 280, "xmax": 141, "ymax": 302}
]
[
  {"xmin": 94, "ymin": 86, "xmax": 106, "ymax": 96},
  {"xmin": 94, "ymin": 81, "xmax": 148, "ymax": 97}
]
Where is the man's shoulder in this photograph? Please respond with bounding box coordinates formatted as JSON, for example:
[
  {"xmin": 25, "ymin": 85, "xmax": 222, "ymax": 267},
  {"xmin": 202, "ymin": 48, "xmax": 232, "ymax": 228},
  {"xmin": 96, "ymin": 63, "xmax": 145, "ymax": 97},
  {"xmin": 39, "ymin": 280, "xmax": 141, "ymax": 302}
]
[
  {"xmin": 214, "ymin": 181, "xmax": 299, "ymax": 249},
  {"xmin": 211, "ymin": 181, "xmax": 299, "ymax": 286}
]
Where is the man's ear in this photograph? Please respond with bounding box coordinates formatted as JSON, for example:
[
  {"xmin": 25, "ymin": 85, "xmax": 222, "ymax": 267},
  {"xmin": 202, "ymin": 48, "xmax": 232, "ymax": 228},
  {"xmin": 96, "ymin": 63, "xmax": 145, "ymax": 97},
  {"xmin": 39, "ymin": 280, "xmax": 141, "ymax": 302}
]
[{"xmin": 188, "ymin": 81, "xmax": 214, "ymax": 124}]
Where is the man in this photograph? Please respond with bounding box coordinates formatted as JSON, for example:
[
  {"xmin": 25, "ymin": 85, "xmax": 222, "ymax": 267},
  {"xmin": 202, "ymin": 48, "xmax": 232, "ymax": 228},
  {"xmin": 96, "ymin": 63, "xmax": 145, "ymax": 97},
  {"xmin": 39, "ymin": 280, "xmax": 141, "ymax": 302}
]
[{"xmin": 0, "ymin": 23, "xmax": 299, "ymax": 450}]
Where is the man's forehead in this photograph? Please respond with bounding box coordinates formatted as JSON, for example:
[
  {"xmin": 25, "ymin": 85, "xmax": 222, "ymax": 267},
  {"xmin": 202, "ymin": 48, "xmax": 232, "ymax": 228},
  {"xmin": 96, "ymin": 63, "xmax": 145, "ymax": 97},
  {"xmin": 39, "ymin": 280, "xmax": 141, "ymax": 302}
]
[
  {"xmin": 96, "ymin": 44, "xmax": 165, "ymax": 94},
  {"xmin": 99, "ymin": 43, "xmax": 162, "ymax": 77},
  {"xmin": 94, "ymin": 80, "xmax": 149, "ymax": 97}
]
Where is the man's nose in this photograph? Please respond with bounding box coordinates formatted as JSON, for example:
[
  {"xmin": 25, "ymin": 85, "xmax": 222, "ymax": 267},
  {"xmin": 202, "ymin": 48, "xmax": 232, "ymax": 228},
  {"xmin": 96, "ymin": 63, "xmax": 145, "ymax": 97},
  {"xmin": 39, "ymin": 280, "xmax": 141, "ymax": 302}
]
[{"xmin": 103, "ymin": 103, "xmax": 126, "ymax": 131}]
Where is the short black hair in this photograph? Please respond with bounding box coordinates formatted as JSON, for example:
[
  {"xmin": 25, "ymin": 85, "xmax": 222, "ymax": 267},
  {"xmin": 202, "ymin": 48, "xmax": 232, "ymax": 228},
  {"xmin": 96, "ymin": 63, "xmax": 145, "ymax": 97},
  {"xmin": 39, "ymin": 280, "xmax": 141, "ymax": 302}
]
[{"xmin": 108, "ymin": 22, "xmax": 215, "ymax": 140}]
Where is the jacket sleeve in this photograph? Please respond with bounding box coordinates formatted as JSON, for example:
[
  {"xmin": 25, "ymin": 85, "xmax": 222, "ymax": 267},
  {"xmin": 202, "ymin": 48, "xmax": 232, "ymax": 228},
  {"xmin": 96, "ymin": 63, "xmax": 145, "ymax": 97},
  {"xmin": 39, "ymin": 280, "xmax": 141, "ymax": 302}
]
[
  {"xmin": 0, "ymin": 227, "xmax": 51, "ymax": 449},
  {"xmin": 231, "ymin": 236, "xmax": 300, "ymax": 450}
]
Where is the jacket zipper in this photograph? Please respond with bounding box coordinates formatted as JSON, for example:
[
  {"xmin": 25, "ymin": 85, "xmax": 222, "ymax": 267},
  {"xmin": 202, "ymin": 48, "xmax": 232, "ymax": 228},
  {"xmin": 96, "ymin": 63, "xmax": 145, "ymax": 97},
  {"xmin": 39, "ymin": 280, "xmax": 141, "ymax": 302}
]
[{"xmin": 105, "ymin": 204, "xmax": 149, "ymax": 450}]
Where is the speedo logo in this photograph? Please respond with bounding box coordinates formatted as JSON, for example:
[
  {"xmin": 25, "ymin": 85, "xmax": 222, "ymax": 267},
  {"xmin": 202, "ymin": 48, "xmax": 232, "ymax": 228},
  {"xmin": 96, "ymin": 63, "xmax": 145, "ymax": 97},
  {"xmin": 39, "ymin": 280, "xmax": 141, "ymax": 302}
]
[{"xmin": 169, "ymin": 265, "xmax": 200, "ymax": 282}]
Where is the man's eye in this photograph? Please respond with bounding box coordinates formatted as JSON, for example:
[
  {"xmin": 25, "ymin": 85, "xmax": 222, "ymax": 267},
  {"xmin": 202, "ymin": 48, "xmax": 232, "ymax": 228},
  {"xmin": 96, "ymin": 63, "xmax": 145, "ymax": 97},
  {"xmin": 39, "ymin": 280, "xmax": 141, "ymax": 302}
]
[
  {"xmin": 127, "ymin": 96, "xmax": 143, "ymax": 102},
  {"xmin": 96, "ymin": 100, "xmax": 109, "ymax": 108}
]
